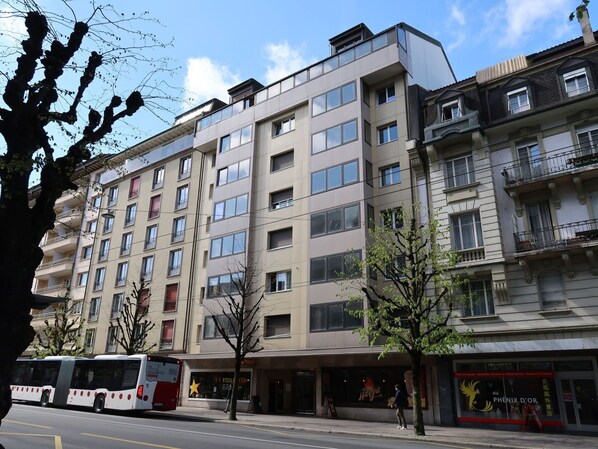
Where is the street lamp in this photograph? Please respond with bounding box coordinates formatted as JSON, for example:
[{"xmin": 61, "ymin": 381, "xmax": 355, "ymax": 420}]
[{"xmin": 101, "ymin": 209, "xmax": 115, "ymax": 219}]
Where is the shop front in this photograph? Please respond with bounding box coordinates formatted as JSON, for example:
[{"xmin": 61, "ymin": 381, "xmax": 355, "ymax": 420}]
[{"xmin": 454, "ymin": 358, "xmax": 598, "ymax": 432}]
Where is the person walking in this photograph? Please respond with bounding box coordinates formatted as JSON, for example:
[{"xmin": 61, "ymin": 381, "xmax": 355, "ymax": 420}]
[{"xmin": 392, "ymin": 383, "xmax": 408, "ymax": 429}]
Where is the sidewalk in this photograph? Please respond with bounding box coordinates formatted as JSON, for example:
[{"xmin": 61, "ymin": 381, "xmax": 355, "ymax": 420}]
[{"xmin": 155, "ymin": 406, "xmax": 598, "ymax": 449}]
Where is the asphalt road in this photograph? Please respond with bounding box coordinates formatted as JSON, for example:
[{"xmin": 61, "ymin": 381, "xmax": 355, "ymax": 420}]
[{"xmin": 1, "ymin": 403, "xmax": 476, "ymax": 449}]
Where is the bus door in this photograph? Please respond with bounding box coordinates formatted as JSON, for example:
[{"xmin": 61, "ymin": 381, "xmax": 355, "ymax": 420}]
[{"xmin": 53, "ymin": 359, "xmax": 75, "ymax": 406}]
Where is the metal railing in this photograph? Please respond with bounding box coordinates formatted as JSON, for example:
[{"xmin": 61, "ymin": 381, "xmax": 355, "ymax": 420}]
[
  {"xmin": 41, "ymin": 232, "xmax": 77, "ymax": 246},
  {"xmin": 514, "ymin": 218, "xmax": 598, "ymax": 252},
  {"xmin": 37, "ymin": 257, "xmax": 75, "ymax": 270}
]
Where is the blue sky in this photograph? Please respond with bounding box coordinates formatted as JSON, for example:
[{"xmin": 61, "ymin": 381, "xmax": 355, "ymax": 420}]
[{"xmin": 1, "ymin": 0, "xmax": 593, "ymax": 144}]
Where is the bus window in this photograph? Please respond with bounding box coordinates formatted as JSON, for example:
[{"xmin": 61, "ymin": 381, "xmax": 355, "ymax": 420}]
[
  {"xmin": 122, "ymin": 361, "xmax": 141, "ymax": 390},
  {"xmin": 147, "ymin": 360, "xmax": 179, "ymax": 383}
]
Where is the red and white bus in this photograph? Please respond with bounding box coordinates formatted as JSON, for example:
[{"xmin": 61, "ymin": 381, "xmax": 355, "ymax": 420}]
[{"xmin": 10, "ymin": 354, "xmax": 182, "ymax": 413}]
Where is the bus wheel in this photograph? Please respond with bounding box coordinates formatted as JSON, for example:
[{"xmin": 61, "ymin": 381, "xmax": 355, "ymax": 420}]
[
  {"xmin": 93, "ymin": 395, "xmax": 105, "ymax": 413},
  {"xmin": 40, "ymin": 391, "xmax": 50, "ymax": 407}
]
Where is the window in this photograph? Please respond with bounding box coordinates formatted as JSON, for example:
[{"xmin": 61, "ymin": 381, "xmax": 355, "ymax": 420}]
[
  {"xmin": 563, "ymin": 68, "xmax": 590, "ymax": 97},
  {"xmin": 77, "ymin": 272, "xmax": 88, "ymax": 287},
  {"xmin": 153, "ymin": 166, "xmax": 165, "ymax": 189},
  {"xmin": 312, "ymin": 81, "xmax": 356, "ymax": 116},
  {"xmin": 517, "ymin": 143, "xmax": 542, "ymax": 179},
  {"xmin": 203, "ymin": 315, "xmax": 237, "ymax": 339},
  {"xmin": 577, "ymin": 124, "xmax": 598, "ymax": 156},
  {"xmin": 91, "ymin": 195, "xmax": 101, "ymax": 208},
  {"xmin": 164, "ymin": 284, "xmax": 178, "ymax": 312},
  {"xmin": 72, "ymin": 301, "xmax": 83, "ymax": 315},
  {"xmin": 267, "ymin": 271, "xmax": 292, "ymax": 292},
  {"xmin": 88, "ymin": 297, "xmax": 101, "ymax": 321},
  {"xmin": 270, "ymin": 188, "xmax": 293, "ymax": 210},
  {"xmin": 81, "ymin": 245, "xmax": 92, "ymax": 260},
  {"xmin": 507, "ymin": 87, "xmax": 530, "ymax": 114},
  {"xmin": 219, "ymin": 125, "xmax": 252, "ymax": 153},
  {"xmin": 446, "ymin": 154, "xmax": 475, "ymax": 188},
  {"xmin": 98, "ymin": 239, "xmax": 110, "ymax": 262},
  {"xmin": 106, "ymin": 326, "xmax": 118, "ymax": 353},
  {"xmin": 311, "ymin": 160, "xmax": 359, "ymax": 194},
  {"xmin": 210, "ymin": 232, "xmax": 246, "ymax": 258},
  {"xmin": 107, "ymin": 186, "xmax": 118, "ymax": 206},
  {"xmin": 179, "ymin": 155, "xmax": 192, "ymax": 179},
  {"xmin": 462, "ymin": 280, "xmax": 495, "ymax": 317},
  {"xmin": 168, "ymin": 249, "xmax": 182, "ymax": 276},
  {"xmin": 311, "ymin": 204, "xmax": 360, "ymax": 237},
  {"xmin": 310, "ymin": 301, "xmax": 362, "ymax": 332},
  {"xmin": 149, "ymin": 195, "xmax": 161, "ymax": 219},
  {"xmin": 310, "ymin": 250, "xmax": 362, "ymax": 283},
  {"xmin": 124, "ymin": 203, "xmax": 137, "ymax": 226},
  {"xmin": 138, "ymin": 288, "xmax": 150, "ymax": 312},
  {"xmin": 441, "ymin": 100, "xmax": 462, "ymax": 121},
  {"xmin": 527, "ymin": 201, "xmax": 554, "ymax": 248},
  {"xmin": 172, "ymin": 216, "xmax": 185, "ymax": 243},
  {"xmin": 160, "ymin": 320, "xmax": 175, "ymax": 350},
  {"xmin": 451, "ymin": 211, "xmax": 484, "ymax": 250},
  {"xmin": 538, "ymin": 270, "xmax": 567, "ymax": 310},
  {"xmin": 312, "ymin": 119, "xmax": 358, "ymax": 154},
  {"xmin": 128, "ymin": 176, "xmax": 140, "ymax": 199},
  {"xmin": 141, "ymin": 255, "xmax": 154, "ymax": 281},
  {"xmin": 111, "ymin": 293, "xmax": 123, "ymax": 319},
  {"xmin": 273, "ymin": 116, "xmax": 295, "ymax": 136},
  {"xmin": 217, "ymin": 159, "xmax": 250, "ymax": 186},
  {"xmin": 175, "ymin": 185, "xmax": 189, "ymax": 210},
  {"xmin": 84, "ymin": 329, "xmax": 95, "ymax": 352},
  {"xmin": 378, "ymin": 122, "xmax": 398, "ymax": 144},
  {"xmin": 207, "ymin": 272, "xmax": 243, "ymax": 298},
  {"xmin": 271, "ymin": 150, "xmax": 294, "ymax": 172},
  {"xmin": 213, "ymin": 194, "xmax": 248, "ymax": 221},
  {"xmin": 380, "ymin": 164, "xmax": 400, "ymax": 186},
  {"xmin": 377, "ymin": 85, "xmax": 395, "ymax": 105},
  {"xmin": 381, "ymin": 207, "xmax": 403, "ymax": 230},
  {"xmin": 145, "ymin": 225, "xmax": 158, "ymax": 250},
  {"xmin": 384, "ymin": 255, "xmax": 406, "ymax": 280},
  {"xmin": 86, "ymin": 220, "xmax": 97, "ymax": 234},
  {"xmin": 265, "ymin": 314, "xmax": 291, "ymax": 338},
  {"xmin": 364, "ymin": 120, "xmax": 372, "ymax": 145},
  {"xmin": 115, "ymin": 262, "xmax": 128, "ymax": 287},
  {"xmin": 102, "ymin": 215, "xmax": 114, "ymax": 233},
  {"xmin": 120, "ymin": 232, "xmax": 132, "ymax": 256},
  {"xmin": 93, "ymin": 268, "xmax": 105, "ymax": 291},
  {"xmin": 268, "ymin": 228, "xmax": 292, "ymax": 250}
]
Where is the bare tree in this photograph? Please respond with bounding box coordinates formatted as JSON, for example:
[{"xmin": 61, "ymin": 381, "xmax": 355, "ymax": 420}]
[
  {"xmin": 340, "ymin": 207, "xmax": 474, "ymax": 436},
  {"xmin": 113, "ymin": 278, "xmax": 156, "ymax": 355},
  {"xmin": 0, "ymin": 0, "xmax": 175, "ymax": 425},
  {"xmin": 33, "ymin": 292, "xmax": 84, "ymax": 358},
  {"xmin": 207, "ymin": 260, "xmax": 264, "ymax": 421}
]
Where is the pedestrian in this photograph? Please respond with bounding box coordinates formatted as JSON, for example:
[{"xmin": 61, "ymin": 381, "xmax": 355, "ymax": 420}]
[{"xmin": 392, "ymin": 383, "xmax": 408, "ymax": 430}]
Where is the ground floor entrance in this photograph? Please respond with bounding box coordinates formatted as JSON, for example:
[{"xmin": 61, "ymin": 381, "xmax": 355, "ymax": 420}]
[{"xmin": 557, "ymin": 374, "xmax": 598, "ymax": 432}]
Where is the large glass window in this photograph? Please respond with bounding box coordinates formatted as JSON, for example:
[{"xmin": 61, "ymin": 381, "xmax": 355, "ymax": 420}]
[
  {"xmin": 311, "ymin": 160, "xmax": 359, "ymax": 194},
  {"xmin": 312, "ymin": 120, "xmax": 358, "ymax": 154},
  {"xmin": 219, "ymin": 125, "xmax": 252, "ymax": 153},
  {"xmin": 451, "ymin": 211, "xmax": 484, "ymax": 250},
  {"xmin": 378, "ymin": 123, "xmax": 398, "ymax": 144},
  {"xmin": 311, "ymin": 204, "xmax": 360, "ymax": 237},
  {"xmin": 380, "ymin": 164, "xmax": 400, "ymax": 187},
  {"xmin": 310, "ymin": 251, "xmax": 362, "ymax": 283},
  {"xmin": 312, "ymin": 81, "xmax": 356, "ymax": 116},
  {"xmin": 446, "ymin": 155, "xmax": 475, "ymax": 188},
  {"xmin": 207, "ymin": 272, "xmax": 243, "ymax": 298},
  {"xmin": 462, "ymin": 280, "xmax": 495, "ymax": 317},
  {"xmin": 188, "ymin": 371, "xmax": 251, "ymax": 400},
  {"xmin": 213, "ymin": 194, "xmax": 248, "ymax": 221},
  {"xmin": 210, "ymin": 232, "xmax": 246, "ymax": 258},
  {"xmin": 310, "ymin": 301, "xmax": 362, "ymax": 332},
  {"xmin": 217, "ymin": 159, "xmax": 250, "ymax": 186}
]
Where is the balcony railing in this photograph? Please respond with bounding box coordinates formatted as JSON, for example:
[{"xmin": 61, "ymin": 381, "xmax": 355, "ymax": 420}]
[
  {"xmin": 457, "ymin": 247, "xmax": 485, "ymax": 263},
  {"xmin": 502, "ymin": 147, "xmax": 598, "ymax": 186},
  {"xmin": 514, "ymin": 218, "xmax": 598, "ymax": 252},
  {"xmin": 41, "ymin": 232, "xmax": 77, "ymax": 246},
  {"xmin": 37, "ymin": 256, "xmax": 75, "ymax": 270},
  {"xmin": 35, "ymin": 283, "xmax": 69, "ymax": 294}
]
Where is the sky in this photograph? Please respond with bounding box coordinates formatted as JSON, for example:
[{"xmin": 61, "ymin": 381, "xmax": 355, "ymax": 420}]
[{"xmin": 0, "ymin": 0, "xmax": 594, "ymax": 146}]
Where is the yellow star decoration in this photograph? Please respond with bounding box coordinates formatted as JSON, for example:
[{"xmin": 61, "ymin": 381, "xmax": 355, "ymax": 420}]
[{"xmin": 189, "ymin": 379, "xmax": 200, "ymax": 396}]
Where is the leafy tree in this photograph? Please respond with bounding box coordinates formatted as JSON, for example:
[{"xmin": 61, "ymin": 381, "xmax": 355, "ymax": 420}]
[
  {"xmin": 33, "ymin": 292, "xmax": 84, "ymax": 358},
  {"xmin": 206, "ymin": 260, "xmax": 264, "ymax": 421},
  {"xmin": 113, "ymin": 278, "xmax": 156, "ymax": 355},
  {"xmin": 340, "ymin": 207, "xmax": 474, "ymax": 436},
  {"xmin": 0, "ymin": 0, "xmax": 174, "ymax": 426}
]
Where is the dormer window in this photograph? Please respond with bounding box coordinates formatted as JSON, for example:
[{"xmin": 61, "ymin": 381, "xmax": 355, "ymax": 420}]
[
  {"xmin": 441, "ymin": 100, "xmax": 462, "ymax": 121},
  {"xmin": 507, "ymin": 87, "xmax": 530, "ymax": 114},
  {"xmin": 563, "ymin": 68, "xmax": 590, "ymax": 97}
]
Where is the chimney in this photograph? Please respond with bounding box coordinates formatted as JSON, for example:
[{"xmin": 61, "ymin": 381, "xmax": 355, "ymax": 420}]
[{"xmin": 580, "ymin": 8, "xmax": 596, "ymax": 45}]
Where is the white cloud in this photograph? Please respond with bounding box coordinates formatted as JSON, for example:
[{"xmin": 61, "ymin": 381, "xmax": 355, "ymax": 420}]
[
  {"xmin": 445, "ymin": 3, "xmax": 467, "ymax": 52},
  {"xmin": 264, "ymin": 41, "xmax": 310, "ymax": 85},
  {"xmin": 496, "ymin": 0, "xmax": 570, "ymax": 47},
  {"xmin": 450, "ymin": 4, "xmax": 466, "ymax": 27},
  {"xmin": 182, "ymin": 57, "xmax": 240, "ymax": 108}
]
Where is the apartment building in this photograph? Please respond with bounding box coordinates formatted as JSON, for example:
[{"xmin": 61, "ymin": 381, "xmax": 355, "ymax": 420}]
[
  {"xmin": 185, "ymin": 23, "xmax": 456, "ymax": 422},
  {"xmin": 416, "ymin": 23, "xmax": 598, "ymax": 432}
]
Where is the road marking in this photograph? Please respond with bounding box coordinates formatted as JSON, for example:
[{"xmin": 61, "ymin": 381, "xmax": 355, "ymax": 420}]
[
  {"xmin": 55, "ymin": 435, "xmax": 63, "ymax": 449},
  {"xmin": 4, "ymin": 419, "xmax": 52, "ymax": 429},
  {"xmin": 428, "ymin": 442, "xmax": 475, "ymax": 449},
  {"xmin": 0, "ymin": 432, "xmax": 62, "ymax": 449},
  {"xmin": 239, "ymin": 424, "xmax": 292, "ymax": 436},
  {"xmin": 82, "ymin": 433, "xmax": 182, "ymax": 449}
]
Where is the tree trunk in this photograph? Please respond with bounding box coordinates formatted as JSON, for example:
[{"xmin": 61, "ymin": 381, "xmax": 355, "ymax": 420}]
[
  {"xmin": 410, "ymin": 352, "xmax": 426, "ymax": 436},
  {"xmin": 228, "ymin": 350, "xmax": 242, "ymax": 421}
]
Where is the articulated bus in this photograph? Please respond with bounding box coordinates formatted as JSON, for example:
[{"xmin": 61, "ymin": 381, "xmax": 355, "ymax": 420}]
[{"xmin": 10, "ymin": 354, "xmax": 182, "ymax": 413}]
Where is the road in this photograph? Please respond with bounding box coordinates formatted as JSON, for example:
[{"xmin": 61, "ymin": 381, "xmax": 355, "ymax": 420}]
[{"xmin": 1, "ymin": 403, "xmax": 476, "ymax": 449}]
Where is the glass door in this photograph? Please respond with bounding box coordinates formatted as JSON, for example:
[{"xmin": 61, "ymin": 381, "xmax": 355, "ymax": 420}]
[
  {"xmin": 294, "ymin": 371, "xmax": 315, "ymax": 414},
  {"xmin": 559, "ymin": 377, "xmax": 598, "ymax": 431}
]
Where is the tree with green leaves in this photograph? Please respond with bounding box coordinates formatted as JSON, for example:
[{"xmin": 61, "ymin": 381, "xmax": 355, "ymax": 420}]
[
  {"xmin": 340, "ymin": 207, "xmax": 474, "ymax": 436},
  {"xmin": 113, "ymin": 278, "xmax": 156, "ymax": 355},
  {"xmin": 0, "ymin": 0, "xmax": 175, "ymax": 426},
  {"xmin": 33, "ymin": 293, "xmax": 84, "ymax": 358},
  {"xmin": 207, "ymin": 260, "xmax": 264, "ymax": 421}
]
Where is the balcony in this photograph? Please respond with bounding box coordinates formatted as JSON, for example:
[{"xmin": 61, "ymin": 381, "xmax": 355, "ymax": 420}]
[
  {"xmin": 423, "ymin": 111, "xmax": 480, "ymax": 145},
  {"xmin": 457, "ymin": 247, "xmax": 486, "ymax": 263},
  {"xmin": 36, "ymin": 256, "xmax": 75, "ymax": 280},
  {"xmin": 55, "ymin": 206, "xmax": 83, "ymax": 228},
  {"xmin": 514, "ymin": 218, "xmax": 598, "ymax": 253},
  {"xmin": 34, "ymin": 283, "xmax": 69, "ymax": 296},
  {"xmin": 40, "ymin": 232, "xmax": 79, "ymax": 253}
]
